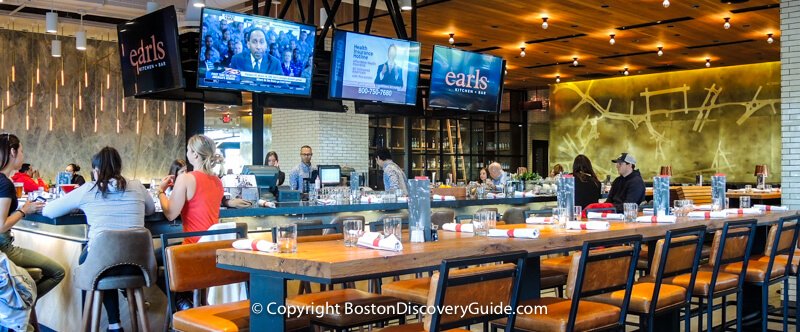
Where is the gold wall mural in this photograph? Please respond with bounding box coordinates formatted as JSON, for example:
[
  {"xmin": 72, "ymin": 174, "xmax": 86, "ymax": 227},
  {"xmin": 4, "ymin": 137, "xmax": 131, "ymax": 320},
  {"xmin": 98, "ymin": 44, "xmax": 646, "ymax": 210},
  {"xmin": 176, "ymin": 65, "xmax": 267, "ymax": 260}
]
[{"xmin": 549, "ymin": 61, "xmax": 780, "ymax": 183}]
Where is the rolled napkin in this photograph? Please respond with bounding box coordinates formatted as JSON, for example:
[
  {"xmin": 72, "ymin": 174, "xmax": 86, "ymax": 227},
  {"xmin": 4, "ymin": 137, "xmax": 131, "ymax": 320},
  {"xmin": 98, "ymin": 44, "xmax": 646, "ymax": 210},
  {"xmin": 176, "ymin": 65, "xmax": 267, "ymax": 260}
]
[
  {"xmin": 359, "ymin": 196, "xmax": 384, "ymax": 204},
  {"xmin": 526, "ymin": 217, "xmax": 555, "ymax": 224},
  {"xmin": 441, "ymin": 223, "xmax": 474, "ymax": 233},
  {"xmin": 687, "ymin": 211, "xmax": 727, "ymax": 219},
  {"xmin": 398, "ymin": 197, "xmax": 409, "ymax": 203},
  {"xmin": 488, "ymin": 228, "xmax": 540, "ymax": 239},
  {"xmin": 232, "ymin": 239, "xmax": 278, "ymax": 253},
  {"xmin": 432, "ymin": 194, "xmax": 457, "ymax": 201},
  {"xmin": 753, "ymin": 204, "xmax": 788, "ymax": 212},
  {"xmin": 565, "ymin": 221, "xmax": 610, "ymax": 230},
  {"xmin": 693, "ymin": 204, "xmax": 713, "ymax": 211},
  {"xmin": 723, "ymin": 208, "xmax": 762, "ymax": 215},
  {"xmin": 636, "ymin": 215, "xmax": 677, "ymax": 223},
  {"xmin": 257, "ymin": 199, "xmax": 276, "ymax": 208},
  {"xmin": 586, "ymin": 212, "xmax": 624, "ymax": 220},
  {"xmin": 316, "ymin": 198, "xmax": 336, "ymax": 205},
  {"xmin": 513, "ymin": 191, "xmax": 535, "ymax": 198},
  {"xmin": 487, "ymin": 193, "xmax": 506, "ymax": 199},
  {"xmin": 356, "ymin": 232, "xmax": 403, "ymax": 252}
]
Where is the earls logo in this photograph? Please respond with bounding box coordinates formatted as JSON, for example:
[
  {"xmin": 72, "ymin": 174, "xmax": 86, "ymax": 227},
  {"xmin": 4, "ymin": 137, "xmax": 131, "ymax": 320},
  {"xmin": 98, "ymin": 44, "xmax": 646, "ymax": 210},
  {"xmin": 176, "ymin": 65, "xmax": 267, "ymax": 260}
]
[
  {"xmin": 444, "ymin": 69, "xmax": 489, "ymax": 94},
  {"xmin": 126, "ymin": 35, "xmax": 168, "ymax": 74}
]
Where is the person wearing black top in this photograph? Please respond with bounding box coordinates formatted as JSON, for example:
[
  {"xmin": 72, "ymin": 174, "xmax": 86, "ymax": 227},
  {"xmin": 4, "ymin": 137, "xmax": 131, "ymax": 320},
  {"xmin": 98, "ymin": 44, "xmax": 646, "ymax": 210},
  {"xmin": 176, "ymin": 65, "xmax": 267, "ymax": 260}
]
[
  {"xmin": 572, "ymin": 155, "xmax": 602, "ymax": 209},
  {"xmin": 608, "ymin": 152, "xmax": 646, "ymax": 212},
  {"xmin": 0, "ymin": 134, "xmax": 65, "ymax": 315},
  {"xmin": 66, "ymin": 163, "xmax": 86, "ymax": 186},
  {"xmin": 265, "ymin": 151, "xmax": 286, "ymax": 186}
]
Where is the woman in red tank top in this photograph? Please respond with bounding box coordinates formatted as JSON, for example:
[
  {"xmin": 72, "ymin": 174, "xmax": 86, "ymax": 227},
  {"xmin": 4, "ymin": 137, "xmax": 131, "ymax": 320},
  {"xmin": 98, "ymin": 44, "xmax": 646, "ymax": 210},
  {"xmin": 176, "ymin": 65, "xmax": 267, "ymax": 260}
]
[{"xmin": 156, "ymin": 135, "xmax": 224, "ymax": 243}]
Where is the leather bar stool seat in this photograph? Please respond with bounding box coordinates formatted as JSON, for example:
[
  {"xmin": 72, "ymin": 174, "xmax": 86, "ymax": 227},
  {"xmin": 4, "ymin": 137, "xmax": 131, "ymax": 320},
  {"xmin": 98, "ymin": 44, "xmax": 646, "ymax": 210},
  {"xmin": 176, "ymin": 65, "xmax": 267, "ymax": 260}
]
[
  {"xmin": 173, "ymin": 300, "xmax": 310, "ymax": 332},
  {"xmin": 590, "ymin": 282, "xmax": 686, "ymax": 314},
  {"xmin": 540, "ymin": 267, "xmax": 568, "ymax": 291},
  {"xmin": 638, "ymin": 245, "xmax": 712, "ymax": 270},
  {"xmin": 759, "ymin": 250, "xmax": 800, "ymax": 274},
  {"xmin": 498, "ymin": 297, "xmax": 621, "ymax": 331},
  {"xmin": 381, "ymin": 277, "xmax": 430, "ymax": 305},
  {"xmin": 639, "ymin": 267, "xmax": 738, "ymax": 297},
  {"xmin": 287, "ymin": 289, "xmax": 403, "ymax": 327},
  {"xmin": 724, "ymin": 257, "xmax": 786, "ymax": 283},
  {"xmin": 540, "ymin": 255, "xmax": 573, "ymax": 274}
]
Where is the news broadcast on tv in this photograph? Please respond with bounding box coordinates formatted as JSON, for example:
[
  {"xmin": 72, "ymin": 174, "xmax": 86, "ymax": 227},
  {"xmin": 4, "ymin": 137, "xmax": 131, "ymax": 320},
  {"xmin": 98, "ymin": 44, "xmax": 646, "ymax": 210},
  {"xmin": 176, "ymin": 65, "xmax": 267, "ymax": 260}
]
[
  {"xmin": 197, "ymin": 8, "xmax": 316, "ymax": 96},
  {"xmin": 329, "ymin": 30, "xmax": 420, "ymax": 105},
  {"xmin": 428, "ymin": 46, "xmax": 504, "ymax": 112}
]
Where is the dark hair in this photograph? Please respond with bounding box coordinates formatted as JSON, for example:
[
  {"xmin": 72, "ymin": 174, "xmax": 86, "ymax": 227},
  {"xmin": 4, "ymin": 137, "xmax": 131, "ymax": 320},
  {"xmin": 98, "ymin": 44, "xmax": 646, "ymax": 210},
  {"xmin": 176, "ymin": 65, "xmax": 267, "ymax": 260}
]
[
  {"xmin": 91, "ymin": 147, "xmax": 127, "ymax": 198},
  {"xmin": 68, "ymin": 163, "xmax": 81, "ymax": 172},
  {"xmin": 300, "ymin": 145, "xmax": 312, "ymax": 151},
  {"xmin": 0, "ymin": 133, "xmax": 20, "ymax": 172},
  {"xmin": 265, "ymin": 151, "xmax": 279, "ymax": 164},
  {"xmin": 375, "ymin": 147, "xmax": 392, "ymax": 161},
  {"xmin": 169, "ymin": 159, "xmax": 187, "ymax": 178},
  {"xmin": 572, "ymin": 155, "xmax": 600, "ymax": 186},
  {"xmin": 551, "ymin": 164, "xmax": 564, "ymax": 175},
  {"xmin": 245, "ymin": 27, "xmax": 267, "ymax": 43},
  {"xmin": 19, "ymin": 163, "xmax": 31, "ymax": 173}
]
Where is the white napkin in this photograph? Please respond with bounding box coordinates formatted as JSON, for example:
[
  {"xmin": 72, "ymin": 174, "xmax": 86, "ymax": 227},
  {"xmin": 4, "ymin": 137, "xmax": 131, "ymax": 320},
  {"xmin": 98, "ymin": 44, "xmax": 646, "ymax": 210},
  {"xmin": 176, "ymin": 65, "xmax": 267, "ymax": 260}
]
[
  {"xmin": 442, "ymin": 223, "xmax": 474, "ymax": 233},
  {"xmin": 723, "ymin": 208, "xmax": 762, "ymax": 215},
  {"xmin": 687, "ymin": 211, "xmax": 727, "ymax": 219},
  {"xmin": 360, "ymin": 196, "xmax": 384, "ymax": 204},
  {"xmin": 398, "ymin": 197, "xmax": 409, "ymax": 203},
  {"xmin": 636, "ymin": 215, "xmax": 677, "ymax": 223},
  {"xmin": 432, "ymin": 194, "xmax": 456, "ymax": 201},
  {"xmin": 526, "ymin": 217, "xmax": 555, "ymax": 224},
  {"xmin": 565, "ymin": 221, "xmax": 610, "ymax": 230},
  {"xmin": 513, "ymin": 191, "xmax": 535, "ymax": 198},
  {"xmin": 488, "ymin": 228, "xmax": 540, "ymax": 239},
  {"xmin": 257, "ymin": 199, "xmax": 276, "ymax": 208},
  {"xmin": 586, "ymin": 212, "xmax": 624, "ymax": 220},
  {"xmin": 754, "ymin": 204, "xmax": 788, "ymax": 212},
  {"xmin": 487, "ymin": 193, "xmax": 506, "ymax": 199},
  {"xmin": 232, "ymin": 239, "xmax": 278, "ymax": 253},
  {"xmin": 693, "ymin": 204, "xmax": 713, "ymax": 211},
  {"xmin": 316, "ymin": 199, "xmax": 336, "ymax": 205},
  {"xmin": 356, "ymin": 232, "xmax": 403, "ymax": 252}
]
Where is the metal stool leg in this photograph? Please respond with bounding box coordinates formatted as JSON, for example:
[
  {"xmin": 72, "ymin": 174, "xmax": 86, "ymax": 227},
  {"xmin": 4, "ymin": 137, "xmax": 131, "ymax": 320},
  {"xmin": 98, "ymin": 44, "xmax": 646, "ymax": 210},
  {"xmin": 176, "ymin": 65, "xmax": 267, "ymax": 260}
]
[
  {"xmin": 91, "ymin": 291, "xmax": 103, "ymax": 332},
  {"xmin": 126, "ymin": 288, "xmax": 138, "ymax": 332},
  {"xmin": 133, "ymin": 288, "xmax": 150, "ymax": 332},
  {"xmin": 81, "ymin": 290, "xmax": 94, "ymax": 332}
]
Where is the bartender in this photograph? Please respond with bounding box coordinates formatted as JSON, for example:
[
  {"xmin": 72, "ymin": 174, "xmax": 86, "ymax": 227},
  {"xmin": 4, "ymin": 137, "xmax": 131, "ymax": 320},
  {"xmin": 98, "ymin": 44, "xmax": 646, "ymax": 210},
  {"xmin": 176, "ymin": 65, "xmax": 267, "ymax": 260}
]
[
  {"xmin": 375, "ymin": 147, "xmax": 408, "ymax": 195},
  {"xmin": 487, "ymin": 162, "xmax": 509, "ymax": 190},
  {"xmin": 288, "ymin": 145, "xmax": 316, "ymax": 191}
]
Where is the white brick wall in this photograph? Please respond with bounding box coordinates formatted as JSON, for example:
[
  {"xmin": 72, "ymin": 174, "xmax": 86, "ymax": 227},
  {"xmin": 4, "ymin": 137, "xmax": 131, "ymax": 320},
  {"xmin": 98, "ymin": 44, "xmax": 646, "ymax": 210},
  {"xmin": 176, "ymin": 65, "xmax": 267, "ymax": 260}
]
[
  {"xmin": 783, "ymin": 0, "xmax": 800, "ymax": 210},
  {"xmin": 271, "ymin": 107, "xmax": 369, "ymax": 175}
]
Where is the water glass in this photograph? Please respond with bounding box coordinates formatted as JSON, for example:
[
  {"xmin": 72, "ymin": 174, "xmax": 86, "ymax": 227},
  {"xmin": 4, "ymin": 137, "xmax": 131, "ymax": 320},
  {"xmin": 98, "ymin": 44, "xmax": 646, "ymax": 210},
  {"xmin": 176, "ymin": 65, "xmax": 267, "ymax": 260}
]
[
  {"xmin": 344, "ymin": 220, "xmax": 363, "ymax": 247},
  {"xmin": 739, "ymin": 196, "xmax": 751, "ymax": 209},
  {"xmin": 623, "ymin": 203, "xmax": 638, "ymax": 222},
  {"xmin": 744, "ymin": 184, "xmax": 752, "ymax": 192},
  {"xmin": 552, "ymin": 207, "xmax": 568, "ymax": 228},
  {"xmin": 766, "ymin": 184, "xmax": 773, "ymax": 191},
  {"xmin": 483, "ymin": 210, "xmax": 497, "ymax": 229},
  {"xmin": 673, "ymin": 199, "xmax": 694, "ymax": 217},
  {"xmin": 383, "ymin": 217, "xmax": 402, "ymax": 241},
  {"xmin": 476, "ymin": 185, "xmax": 486, "ymax": 199},
  {"xmin": 276, "ymin": 224, "xmax": 298, "ymax": 253},
  {"xmin": 573, "ymin": 206, "xmax": 582, "ymax": 221},
  {"xmin": 472, "ymin": 213, "xmax": 488, "ymax": 236}
]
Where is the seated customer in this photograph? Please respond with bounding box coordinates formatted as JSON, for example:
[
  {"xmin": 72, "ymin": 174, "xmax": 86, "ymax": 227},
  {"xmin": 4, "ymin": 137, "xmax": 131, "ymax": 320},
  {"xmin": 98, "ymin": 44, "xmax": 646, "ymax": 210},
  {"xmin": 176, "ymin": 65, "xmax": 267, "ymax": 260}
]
[
  {"xmin": 608, "ymin": 152, "xmax": 645, "ymax": 212},
  {"xmin": 66, "ymin": 163, "xmax": 86, "ymax": 186},
  {"xmin": 43, "ymin": 147, "xmax": 155, "ymax": 332},
  {"xmin": 572, "ymin": 154, "xmax": 601, "ymax": 209},
  {"xmin": 487, "ymin": 162, "xmax": 509, "ymax": 190},
  {"xmin": 265, "ymin": 151, "xmax": 285, "ymax": 186},
  {"xmin": 549, "ymin": 163, "xmax": 564, "ymax": 178},
  {"xmin": 12, "ymin": 163, "xmax": 48, "ymax": 193}
]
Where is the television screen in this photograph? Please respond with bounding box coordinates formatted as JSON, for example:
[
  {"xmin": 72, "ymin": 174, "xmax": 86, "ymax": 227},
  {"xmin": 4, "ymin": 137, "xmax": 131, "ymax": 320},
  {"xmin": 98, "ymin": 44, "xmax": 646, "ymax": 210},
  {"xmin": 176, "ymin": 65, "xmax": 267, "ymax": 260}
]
[
  {"xmin": 197, "ymin": 8, "xmax": 316, "ymax": 96},
  {"xmin": 428, "ymin": 45, "xmax": 505, "ymax": 112},
  {"xmin": 117, "ymin": 6, "xmax": 184, "ymax": 97},
  {"xmin": 329, "ymin": 30, "xmax": 420, "ymax": 106}
]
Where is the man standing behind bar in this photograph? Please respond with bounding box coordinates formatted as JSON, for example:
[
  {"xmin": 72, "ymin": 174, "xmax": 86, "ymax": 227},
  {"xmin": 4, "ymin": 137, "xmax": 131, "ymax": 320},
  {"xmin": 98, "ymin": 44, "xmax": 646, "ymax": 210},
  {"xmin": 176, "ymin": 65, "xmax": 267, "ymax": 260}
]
[
  {"xmin": 289, "ymin": 145, "xmax": 315, "ymax": 191},
  {"xmin": 375, "ymin": 147, "xmax": 408, "ymax": 195},
  {"xmin": 487, "ymin": 162, "xmax": 509, "ymax": 190},
  {"xmin": 608, "ymin": 152, "xmax": 645, "ymax": 212}
]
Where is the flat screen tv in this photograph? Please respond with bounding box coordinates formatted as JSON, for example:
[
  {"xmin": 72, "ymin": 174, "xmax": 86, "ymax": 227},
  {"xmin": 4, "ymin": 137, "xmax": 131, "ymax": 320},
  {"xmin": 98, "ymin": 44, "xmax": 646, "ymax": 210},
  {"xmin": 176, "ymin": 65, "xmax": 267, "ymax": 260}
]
[
  {"xmin": 329, "ymin": 30, "xmax": 420, "ymax": 106},
  {"xmin": 428, "ymin": 45, "xmax": 505, "ymax": 113},
  {"xmin": 117, "ymin": 6, "xmax": 184, "ymax": 97},
  {"xmin": 197, "ymin": 8, "xmax": 316, "ymax": 96}
]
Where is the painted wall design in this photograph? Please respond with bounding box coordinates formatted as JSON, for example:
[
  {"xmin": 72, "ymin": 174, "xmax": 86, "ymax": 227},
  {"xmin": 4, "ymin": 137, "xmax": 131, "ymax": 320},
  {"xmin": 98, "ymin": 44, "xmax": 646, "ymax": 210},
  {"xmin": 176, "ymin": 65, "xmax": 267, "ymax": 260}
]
[
  {"xmin": 0, "ymin": 29, "xmax": 185, "ymax": 183},
  {"xmin": 549, "ymin": 62, "xmax": 780, "ymax": 183}
]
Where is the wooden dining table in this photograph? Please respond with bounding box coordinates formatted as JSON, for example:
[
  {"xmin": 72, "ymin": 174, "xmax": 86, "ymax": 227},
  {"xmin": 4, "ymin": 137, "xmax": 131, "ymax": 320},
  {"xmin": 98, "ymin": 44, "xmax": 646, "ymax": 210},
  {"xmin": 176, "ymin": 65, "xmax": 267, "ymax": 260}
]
[{"xmin": 216, "ymin": 210, "xmax": 797, "ymax": 330}]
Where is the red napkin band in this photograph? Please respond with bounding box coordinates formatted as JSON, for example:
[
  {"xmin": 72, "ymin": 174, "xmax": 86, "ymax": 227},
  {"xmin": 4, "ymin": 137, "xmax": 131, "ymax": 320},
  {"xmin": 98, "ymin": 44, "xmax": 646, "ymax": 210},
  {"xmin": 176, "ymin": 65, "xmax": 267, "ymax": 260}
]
[
  {"xmin": 651, "ymin": 216, "xmax": 658, "ymax": 223},
  {"xmin": 251, "ymin": 240, "xmax": 259, "ymax": 251},
  {"xmin": 738, "ymin": 209, "xmax": 744, "ymax": 215},
  {"xmin": 601, "ymin": 212, "xmax": 608, "ymax": 217},
  {"xmin": 455, "ymin": 224, "xmax": 462, "ymax": 232},
  {"xmin": 372, "ymin": 237, "xmax": 381, "ymax": 247},
  {"xmin": 580, "ymin": 223, "xmax": 588, "ymax": 230},
  {"xmin": 766, "ymin": 206, "xmax": 772, "ymax": 211},
  {"xmin": 705, "ymin": 212, "xmax": 711, "ymax": 219},
  {"xmin": 507, "ymin": 229, "xmax": 515, "ymax": 237}
]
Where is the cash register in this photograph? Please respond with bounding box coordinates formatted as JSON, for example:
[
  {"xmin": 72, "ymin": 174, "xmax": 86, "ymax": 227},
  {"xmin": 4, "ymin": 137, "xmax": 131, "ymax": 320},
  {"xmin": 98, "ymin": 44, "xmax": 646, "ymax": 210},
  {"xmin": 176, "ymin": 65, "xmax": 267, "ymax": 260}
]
[{"xmin": 240, "ymin": 165, "xmax": 281, "ymax": 200}]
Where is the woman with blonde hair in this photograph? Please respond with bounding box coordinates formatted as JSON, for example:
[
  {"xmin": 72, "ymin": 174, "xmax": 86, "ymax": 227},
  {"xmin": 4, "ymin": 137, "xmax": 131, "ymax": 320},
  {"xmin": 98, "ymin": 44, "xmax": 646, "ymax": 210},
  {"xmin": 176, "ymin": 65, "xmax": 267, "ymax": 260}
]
[{"xmin": 157, "ymin": 135, "xmax": 225, "ymax": 244}]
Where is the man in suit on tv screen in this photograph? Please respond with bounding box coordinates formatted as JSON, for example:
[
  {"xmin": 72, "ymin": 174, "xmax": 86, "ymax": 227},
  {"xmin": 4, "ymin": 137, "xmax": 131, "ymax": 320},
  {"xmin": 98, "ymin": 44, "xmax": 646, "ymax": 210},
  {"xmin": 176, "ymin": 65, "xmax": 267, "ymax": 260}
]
[
  {"xmin": 229, "ymin": 27, "xmax": 282, "ymax": 75},
  {"xmin": 374, "ymin": 44, "xmax": 403, "ymax": 87}
]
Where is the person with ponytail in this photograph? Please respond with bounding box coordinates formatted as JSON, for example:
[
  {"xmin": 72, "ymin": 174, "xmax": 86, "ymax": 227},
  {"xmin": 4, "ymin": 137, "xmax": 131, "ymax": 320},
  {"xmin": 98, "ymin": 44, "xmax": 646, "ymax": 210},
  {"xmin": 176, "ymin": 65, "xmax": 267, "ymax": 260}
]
[
  {"xmin": 43, "ymin": 147, "xmax": 155, "ymax": 332},
  {"xmin": 0, "ymin": 133, "xmax": 65, "ymax": 304},
  {"xmin": 66, "ymin": 163, "xmax": 86, "ymax": 186},
  {"xmin": 157, "ymin": 135, "xmax": 225, "ymax": 244}
]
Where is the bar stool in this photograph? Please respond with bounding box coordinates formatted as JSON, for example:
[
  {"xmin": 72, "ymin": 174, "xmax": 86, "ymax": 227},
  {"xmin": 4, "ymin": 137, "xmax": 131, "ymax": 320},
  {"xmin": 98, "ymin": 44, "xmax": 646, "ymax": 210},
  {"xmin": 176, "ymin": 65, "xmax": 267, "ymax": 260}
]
[
  {"xmin": 734, "ymin": 215, "xmax": 799, "ymax": 331},
  {"xmin": 591, "ymin": 225, "xmax": 706, "ymax": 332},
  {"xmin": 661, "ymin": 219, "xmax": 758, "ymax": 332},
  {"xmin": 430, "ymin": 209, "xmax": 455, "ymax": 228},
  {"xmin": 500, "ymin": 207, "xmax": 526, "ymax": 225},
  {"xmin": 74, "ymin": 228, "xmax": 157, "ymax": 332},
  {"xmin": 378, "ymin": 250, "xmax": 528, "ymax": 332},
  {"xmin": 493, "ymin": 234, "xmax": 642, "ymax": 331}
]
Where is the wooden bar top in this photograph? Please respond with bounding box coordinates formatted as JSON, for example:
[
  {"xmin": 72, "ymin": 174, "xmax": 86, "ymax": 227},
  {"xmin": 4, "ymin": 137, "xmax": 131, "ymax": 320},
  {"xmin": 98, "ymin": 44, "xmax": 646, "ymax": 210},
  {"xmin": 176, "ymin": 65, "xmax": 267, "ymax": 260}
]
[
  {"xmin": 725, "ymin": 190, "xmax": 781, "ymax": 200},
  {"xmin": 216, "ymin": 211, "xmax": 796, "ymax": 282}
]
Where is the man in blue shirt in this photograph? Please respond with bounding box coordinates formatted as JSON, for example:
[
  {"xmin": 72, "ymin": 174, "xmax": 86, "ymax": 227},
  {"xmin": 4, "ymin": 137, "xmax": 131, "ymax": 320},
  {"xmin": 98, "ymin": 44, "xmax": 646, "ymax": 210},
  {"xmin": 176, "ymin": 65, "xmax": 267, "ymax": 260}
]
[
  {"xmin": 289, "ymin": 145, "xmax": 315, "ymax": 191},
  {"xmin": 488, "ymin": 162, "xmax": 509, "ymax": 190},
  {"xmin": 375, "ymin": 147, "xmax": 407, "ymax": 195}
]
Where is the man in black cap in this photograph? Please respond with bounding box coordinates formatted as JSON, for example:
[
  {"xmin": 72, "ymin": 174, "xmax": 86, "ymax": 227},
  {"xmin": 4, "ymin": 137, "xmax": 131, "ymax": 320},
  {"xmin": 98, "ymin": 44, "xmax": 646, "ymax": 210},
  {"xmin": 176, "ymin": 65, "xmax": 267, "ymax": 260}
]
[{"xmin": 608, "ymin": 152, "xmax": 645, "ymax": 212}]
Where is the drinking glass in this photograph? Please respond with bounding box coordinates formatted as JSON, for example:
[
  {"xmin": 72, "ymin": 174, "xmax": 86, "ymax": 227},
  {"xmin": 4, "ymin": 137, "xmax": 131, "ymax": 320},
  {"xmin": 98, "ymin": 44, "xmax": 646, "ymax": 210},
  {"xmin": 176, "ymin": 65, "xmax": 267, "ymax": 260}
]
[
  {"xmin": 472, "ymin": 213, "xmax": 488, "ymax": 236},
  {"xmin": 483, "ymin": 211, "xmax": 497, "ymax": 229},
  {"xmin": 276, "ymin": 224, "xmax": 297, "ymax": 253},
  {"xmin": 344, "ymin": 219, "xmax": 363, "ymax": 247},
  {"xmin": 673, "ymin": 199, "xmax": 694, "ymax": 217},
  {"xmin": 573, "ymin": 206, "xmax": 582, "ymax": 221},
  {"xmin": 744, "ymin": 184, "xmax": 753, "ymax": 192},
  {"xmin": 552, "ymin": 207, "xmax": 568, "ymax": 229},
  {"xmin": 13, "ymin": 182, "xmax": 23, "ymax": 199},
  {"xmin": 476, "ymin": 185, "xmax": 486, "ymax": 199},
  {"xmin": 766, "ymin": 184, "xmax": 773, "ymax": 191},
  {"xmin": 740, "ymin": 196, "xmax": 751, "ymax": 209},
  {"xmin": 623, "ymin": 203, "xmax": 638, "ymax": 222},
  {"xmin": 383, "ymin": 217, "xmax": 402, "ymax": 241}
]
